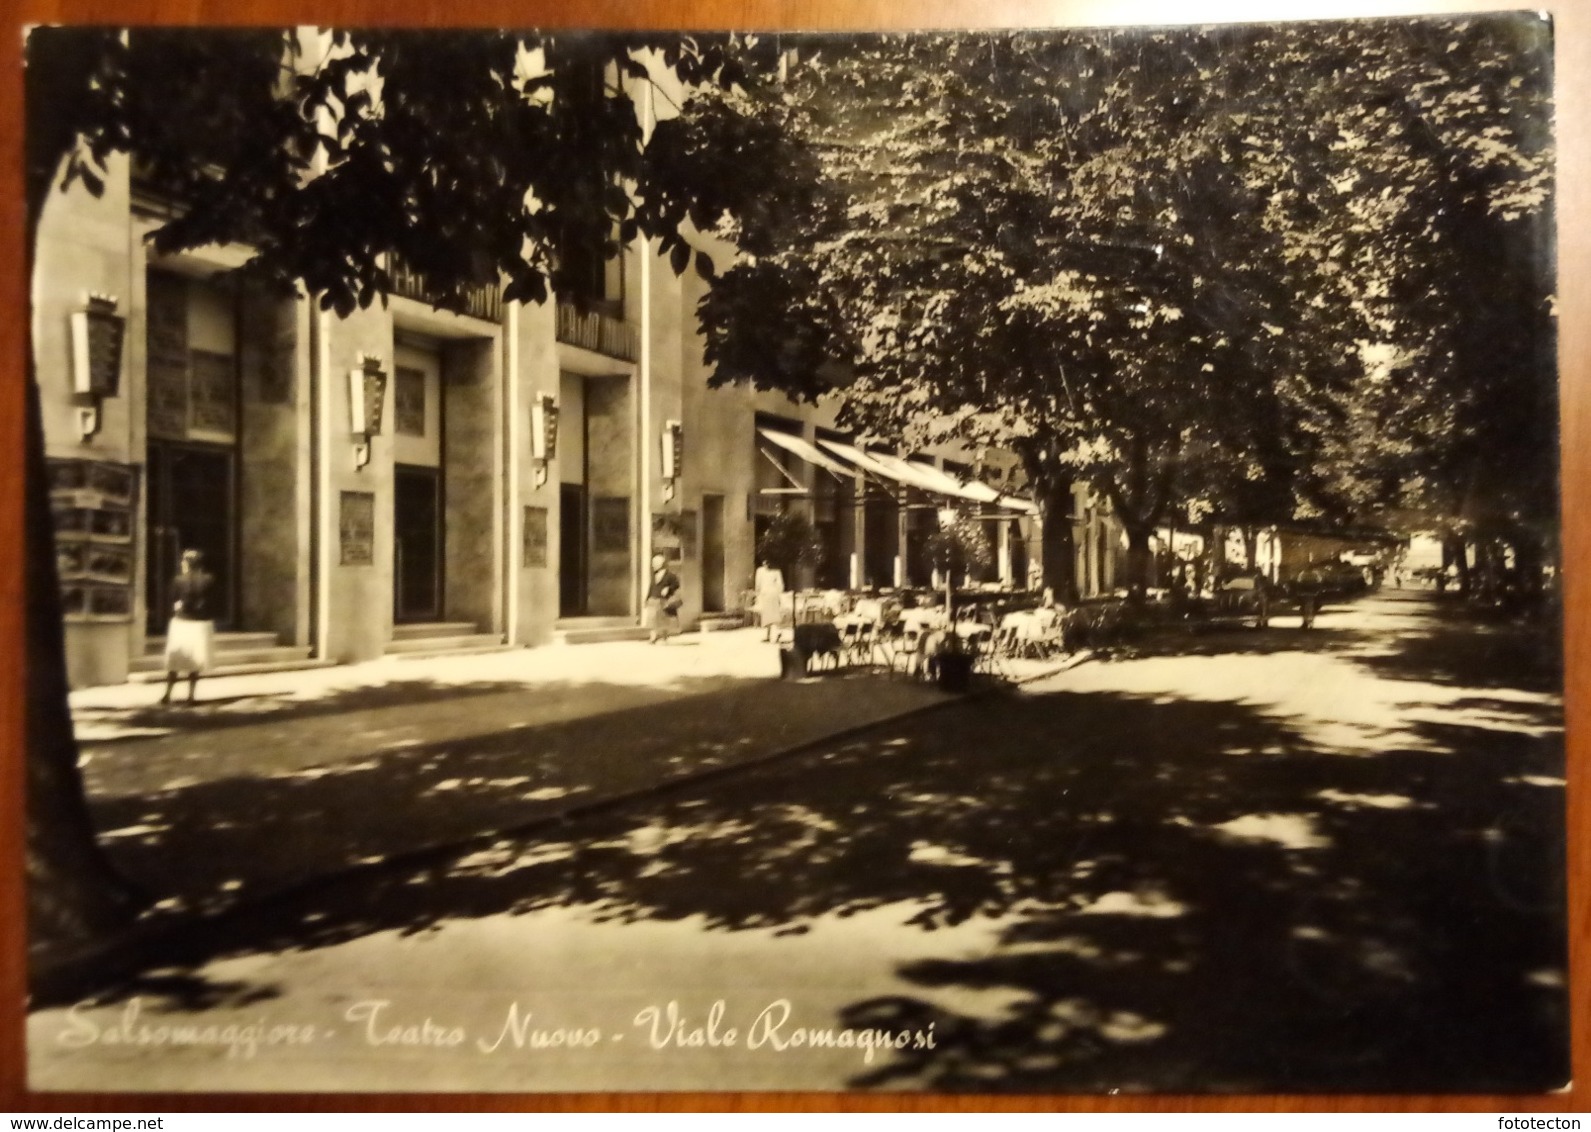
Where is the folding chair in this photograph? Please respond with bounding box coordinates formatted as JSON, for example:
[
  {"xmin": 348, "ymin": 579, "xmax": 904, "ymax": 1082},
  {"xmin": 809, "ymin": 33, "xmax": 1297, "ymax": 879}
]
[
  {"xmin": 895, "ymin": 624, "xmax": 927, "ymax": 679},
  {"xmin": 834, "ymin": 615, "xmax": 867, "ymax": 667}
]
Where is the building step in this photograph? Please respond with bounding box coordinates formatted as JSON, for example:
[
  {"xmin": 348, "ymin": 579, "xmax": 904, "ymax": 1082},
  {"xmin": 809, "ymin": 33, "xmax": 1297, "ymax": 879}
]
[
  {"xmin": 128, "ymin": 656, "xmax": 336, "ymax": 683},
  {"xmin": 384, "ymin": 632, "xmax": 504, "ymax": 657},
  {"xmin": 391, "ymin": 621, "xmax": 482, "ymax": 641},
  {"xmin": 142, "ymin": 630, "xmax": 280, "ymax": 657},
  {"xmin": 553, "ymin": 624, "xmax": 652, "ymax": 646},
  {"xmin": 131, "ymin": 643, "xmax": 314, "ymax": 673},
  {"xmin": 698, "ymin": 613, "xmax": 749, "ymax": 632},
  {"xmin": 388, "ymin": 643, "xmax": 517, "ymax": 662},
  {"xmin": 553, "ymin": 616, "xmax": 638, "ymax": 631}
]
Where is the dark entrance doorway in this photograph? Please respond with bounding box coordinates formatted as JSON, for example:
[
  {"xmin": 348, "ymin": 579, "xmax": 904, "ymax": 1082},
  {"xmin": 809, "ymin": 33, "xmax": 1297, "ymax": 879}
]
[
  {"xmin": 394, "ymin": 464, "xmax": 442, "ymax": 622},
  {"xmin": 701, "ymin": 494, "xmax": 725, "ymax": 613},
  {"xmin": 146, "ymin": 442, "xmax": 235, "ymax": 635},
  {"xmin": 864, "ymin": 497, "xmax": 900, "ymax": 589},
  {"xmin": 559, "ymin": 483, "xmax": 588, "ymax": 617}
]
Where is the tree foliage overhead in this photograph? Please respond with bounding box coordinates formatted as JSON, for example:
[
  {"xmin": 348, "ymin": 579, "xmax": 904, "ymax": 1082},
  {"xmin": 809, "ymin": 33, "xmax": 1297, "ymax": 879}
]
[
  {"xmin": 694, "ymin": 16, "xmax": 1556, "ymax": 582},
  {"xmin": 22, "ymin": 23, "xmax": 799, "ymax": 974},
  {"xmin": 33, "ymin": 26, "xmax": 797, "ymax": 316}
]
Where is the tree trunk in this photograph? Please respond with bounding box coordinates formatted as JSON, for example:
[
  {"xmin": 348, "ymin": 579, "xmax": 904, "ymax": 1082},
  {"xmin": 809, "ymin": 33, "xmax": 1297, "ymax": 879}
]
[
  {"xmin": 1241, "ymin": 526, "xmax": 1259, "ymax": 572},
  {"xmin": 1206, "ymin": 524, "xmax": 1226, "ymax": 593},
  {"xmin": 1036, "ymin": 480, "xmax": 1078, "ymax": 604},
  {"xmin": 1442, "ymin": 533, "xmax": 1471, "ymax": 596},
  {"xmin": 26, "ymin": 378, "xmax": 150, "ymax": 980},
  {"xmin": 24, "ymin": 29, "xmax": 150, "ymax": 991},
  {"xmin": 1123, "ymin": 523, "xmax": 1154, "ymax": 600},
  {"xmin": 1512, "ymin": 530, "xmax": 1545, "ymax": 596}
]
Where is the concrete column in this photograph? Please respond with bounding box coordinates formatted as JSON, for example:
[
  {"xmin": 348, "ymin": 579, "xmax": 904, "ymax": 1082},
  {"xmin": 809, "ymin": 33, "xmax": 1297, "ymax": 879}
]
[
  {"xmin": 238, "ymin": 286, "xmax": 311, "ymax": 645},
  {"xmin": 318, "ymin": 303, "xmax": 396, "ymax": 664},
  {"xmin": 442, "ymin": 336, "xmax": 502, "ymax": 632},
  {"xmin": 512, "ymin": 298, "xmax": 560, "ymax": 647},
  {"xmin": 895, "ymin": 501, "xmax": 909, "ymax": 587},
  {"xmin": 34, "ymin": 153, "xmax": 138, "ymax": 687}
]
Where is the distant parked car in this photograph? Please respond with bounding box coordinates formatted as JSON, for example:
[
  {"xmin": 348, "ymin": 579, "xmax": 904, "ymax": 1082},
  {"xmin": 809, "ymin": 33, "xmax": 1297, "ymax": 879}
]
[
  {"xmin": 1299, "ymin": 563, "xmax": 1368, "ymax": 599},
  {"xmin": 1216, "ymin": 573, "xmax": 1271, "ymax": 627}
]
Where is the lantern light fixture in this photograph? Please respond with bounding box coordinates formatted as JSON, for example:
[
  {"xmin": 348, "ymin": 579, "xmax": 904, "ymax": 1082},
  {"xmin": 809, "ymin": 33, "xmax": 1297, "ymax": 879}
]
[
  {"xmin": 70, "ymin": 292, "xmax": 126, "ymax": 442},
  {"xmin": 531, "ymin": 394, "xmax": 559, "ymax": 487},
  {"xmin": 661, "ymin": 419, "xmax": 682, "ymax": 503},
  {"xmin": 349, "ymin": 353, "xmax": 388, "ymax": 470}
]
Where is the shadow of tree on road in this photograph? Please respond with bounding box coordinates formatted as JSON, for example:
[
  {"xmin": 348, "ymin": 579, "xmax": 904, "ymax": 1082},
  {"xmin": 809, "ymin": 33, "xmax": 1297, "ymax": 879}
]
[
  {"xmin": 73, "ymin": 663, "xmax": 800, "ymax": 744},
  {"xmin": 75, "ymin": 679, "xmax": 556, "ymax": 739},
  {"xmin": 87, "ymin": 678, "xmax": 1567, "ymax": 1093},
  {"xmin": 1345, "ymin": 598, "xmax": 1562, "ymax": 693},
  {"xmin": 82, "ymin": 673, "xmax": 938, "ymax": 912},
  {"xmin": 1117, "ymin": 624, "xmax": 1377, "ymax": 660}
]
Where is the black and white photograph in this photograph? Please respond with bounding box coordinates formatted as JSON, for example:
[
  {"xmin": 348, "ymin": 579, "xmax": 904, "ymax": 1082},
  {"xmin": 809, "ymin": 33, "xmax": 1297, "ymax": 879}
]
[{"xmin": 19, "ymin": 14, "xmax": 1568, "ymax": 1096}]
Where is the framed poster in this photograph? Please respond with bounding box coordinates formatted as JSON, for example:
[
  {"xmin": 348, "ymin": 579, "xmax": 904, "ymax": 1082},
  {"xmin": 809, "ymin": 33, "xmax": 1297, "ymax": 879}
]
[
  {"xmin": 339, "ymin": 490, "xmax": 376, "ymax": 566},
  {"xmin": 651, "ymin": 510, "xmax": 683, "ymax": 562},
  {"xmin": 523, "ymin": 505, "xmax": 548, "ymax": 568},
  {"xmin": 46, "ymin": 458, "xmax": 139, "ymax": 622}
]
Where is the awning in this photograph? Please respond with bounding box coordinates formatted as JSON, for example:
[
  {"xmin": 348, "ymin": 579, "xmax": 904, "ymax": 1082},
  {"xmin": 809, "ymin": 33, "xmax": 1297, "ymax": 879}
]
[
  {"xmin": 867, "ymin": 450, "xmax": 1039, "ymax": 516},
  {"xmin": 816, "ymin": 438, "xmax": 1039, "ymax": 516},
  {"xmin": 816, "ymin": 438, "xmax": 918, "ymax": 488},
  {"xmin": 930, "ymin": 465, "xmax": 1039, "ymax": 516},
  {"xmin": 869, "ymin": 452, "xmax": 992, "ymax": 504},
  {"xmin": 757, "ymin": 427, "xmax": 855, "ymax": 478}
]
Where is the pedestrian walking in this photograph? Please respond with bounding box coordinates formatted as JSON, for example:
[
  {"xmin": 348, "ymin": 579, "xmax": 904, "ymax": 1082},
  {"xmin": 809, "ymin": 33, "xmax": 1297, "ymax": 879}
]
[
  {"xmin": 754, "ymin": 558, "xmax": 786, "ymax": 641},
  {"xmin": 645, "ymin": 553, "xmax": 683, "ymax": 644},
  {"xmin": 1295, "ymin": 568, "xmax": 1322, "ymax": 629},
  {"xmin": 160, "ymin": 548, "xmax": 215, "ymax": 705}
]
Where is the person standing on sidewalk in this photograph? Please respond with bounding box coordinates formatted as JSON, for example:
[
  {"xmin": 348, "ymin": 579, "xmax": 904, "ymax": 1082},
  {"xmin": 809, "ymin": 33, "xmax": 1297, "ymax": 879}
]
[
  {"xmin": 645, "ymin": 553, "xmax": 683, "ymax": 644},
  {"xmin": 160, "ymin": 548, "xmax": 216, "ymax": 705},
  {"xmin": 754, "ymin": 558, "xmax": 786, "ymax": 642}
]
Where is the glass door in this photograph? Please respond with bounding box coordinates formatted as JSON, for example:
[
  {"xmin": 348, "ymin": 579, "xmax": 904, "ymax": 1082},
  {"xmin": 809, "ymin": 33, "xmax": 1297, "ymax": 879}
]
[{"xmin": 146, "ymin": 442, "xmax": 235, "ymax": 633}]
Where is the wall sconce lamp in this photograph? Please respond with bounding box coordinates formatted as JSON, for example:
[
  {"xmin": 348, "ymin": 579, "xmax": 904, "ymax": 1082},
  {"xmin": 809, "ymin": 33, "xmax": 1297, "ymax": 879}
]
[
  {"xmin": 531, "ymin": 394, "xmax": 559, "ymax": 487},
  {"xmin": 661, "ymin": 419, "xmax": 682, "ymax": 503},
  {"xmin": 70, "ymin": 293, "xmax": 126, "ymax": 442},
  {"xmin": 348, "ymin": 353, "xmax": 388, "ymax": 470}
]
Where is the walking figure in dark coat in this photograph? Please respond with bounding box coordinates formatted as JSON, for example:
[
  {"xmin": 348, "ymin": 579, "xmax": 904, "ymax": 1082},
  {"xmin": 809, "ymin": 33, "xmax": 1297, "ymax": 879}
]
[{"xmin": 644, "ymin": 553, "xmax": 683, "ymax": 644}]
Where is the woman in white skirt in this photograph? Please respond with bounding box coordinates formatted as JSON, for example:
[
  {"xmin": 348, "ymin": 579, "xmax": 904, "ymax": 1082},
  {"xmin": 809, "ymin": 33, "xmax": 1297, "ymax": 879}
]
[
  {"xmin": 161, "ymin": 548, "xmax": 216, "ymax": 705},
  {"xmin": 753, "ymin": 558, "xmax": 786, "ymax": 642}
]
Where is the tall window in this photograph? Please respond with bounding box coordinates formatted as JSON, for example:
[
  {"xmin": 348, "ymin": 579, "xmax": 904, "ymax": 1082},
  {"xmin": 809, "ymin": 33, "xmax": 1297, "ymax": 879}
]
[
  {"xmin": 812, "ymin": 429, "xmax": 852, "ymax": 589},
  {"xmin": 556, "ymin": 222, "xmax": 624, "ymax": 316},
  {"xmin": 555, "ymin": 60, "xmax": 626, "ymax": 316}
]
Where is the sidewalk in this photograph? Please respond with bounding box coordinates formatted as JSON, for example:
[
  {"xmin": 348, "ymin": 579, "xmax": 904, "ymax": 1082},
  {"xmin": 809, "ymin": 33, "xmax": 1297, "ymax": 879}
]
[{"xmin": 74, "ymin": 627, "xmax": 1071, "ymax": 918}]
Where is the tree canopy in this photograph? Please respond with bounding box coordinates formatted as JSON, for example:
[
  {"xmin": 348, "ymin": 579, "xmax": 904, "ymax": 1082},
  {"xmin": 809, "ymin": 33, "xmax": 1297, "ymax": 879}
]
[
  {"xmin": 694, "ymin": 16, "xmax": 1556, "ymax": 592},
  {"xmin": 30, "ymin": 27, "xmax": 795, "ymax": 313}
]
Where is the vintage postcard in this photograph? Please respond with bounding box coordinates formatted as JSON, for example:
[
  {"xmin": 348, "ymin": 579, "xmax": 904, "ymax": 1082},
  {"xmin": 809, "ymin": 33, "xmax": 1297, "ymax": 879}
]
[{"xmin": 20, "ymin": 15, "xmax": 1567, "ymax": 1094}]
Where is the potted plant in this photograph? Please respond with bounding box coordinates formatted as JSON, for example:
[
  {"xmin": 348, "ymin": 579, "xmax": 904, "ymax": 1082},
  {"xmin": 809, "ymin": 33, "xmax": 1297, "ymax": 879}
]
[
  {"xmin": 755, "ymin": 509, "xmax": 826, "ymax": 582},
  {"xmin": 757, "ymin": 510, "xmax": 827, "ymax": 677}
]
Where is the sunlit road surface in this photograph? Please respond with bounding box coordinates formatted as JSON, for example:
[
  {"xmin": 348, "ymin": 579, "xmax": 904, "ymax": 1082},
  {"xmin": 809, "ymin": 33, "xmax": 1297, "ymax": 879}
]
[{"xmin": 30, "ymin": 591, "xmax": 1567, "ymax": 1095}]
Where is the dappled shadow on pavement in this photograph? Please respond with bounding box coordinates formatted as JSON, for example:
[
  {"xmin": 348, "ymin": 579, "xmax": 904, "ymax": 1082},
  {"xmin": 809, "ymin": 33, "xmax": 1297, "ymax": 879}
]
[
  {"xmin": 85, "ymin": 671, "xmax": 942, "ymax": 912},
  {"xmin": 97, "ymin": 676, "xmax": 1566, "ymax": 1093},
  {"xmin": 74, "ymin": 679, "xmax": 554, "ymax": 740},
  {"xmin": 1350, "ymin": 611, "xmax": 1563, "ymax": 693},
  {"xmin": 1112, "ymin": 623, "xmax": 1377, "ymax": 660}
]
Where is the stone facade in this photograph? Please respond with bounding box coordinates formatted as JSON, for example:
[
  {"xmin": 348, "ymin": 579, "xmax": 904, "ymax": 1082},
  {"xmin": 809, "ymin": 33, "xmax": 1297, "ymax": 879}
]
[{"xmin": 32, "ymin": 149, "xmax": 1120, "ymax": 691}]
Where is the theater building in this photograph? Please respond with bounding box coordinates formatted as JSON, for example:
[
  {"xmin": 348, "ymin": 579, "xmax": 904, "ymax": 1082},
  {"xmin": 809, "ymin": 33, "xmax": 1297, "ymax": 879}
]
[{"xmin": 33, "ymin": 159, "xmax": 1123, "ymax": 691}]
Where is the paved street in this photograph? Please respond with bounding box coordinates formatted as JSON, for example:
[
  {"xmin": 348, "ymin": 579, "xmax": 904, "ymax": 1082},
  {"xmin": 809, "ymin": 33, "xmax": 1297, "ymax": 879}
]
[
  {"xmin": 66, "ymin": 629, "xmax": 1080, "ymax": 913},
  {"xmin": 29, "ymin": 592, "xmax": 1567, "ymax": 1094}
]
